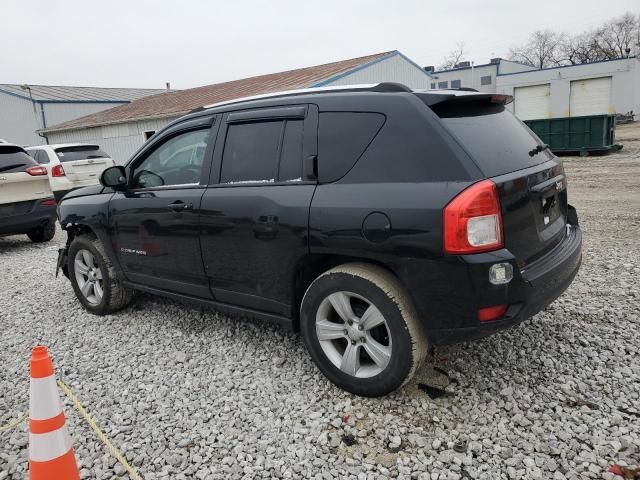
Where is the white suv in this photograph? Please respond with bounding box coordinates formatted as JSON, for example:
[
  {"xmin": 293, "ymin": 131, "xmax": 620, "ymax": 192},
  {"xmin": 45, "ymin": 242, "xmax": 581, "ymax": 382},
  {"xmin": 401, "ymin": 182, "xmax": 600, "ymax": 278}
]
[
  {"xmin": 26, "ymin": 144, "xmax": 115, "ymax": 201},
  {"xmin": 0, "ymin": 143, "xmax": 57, "ymax": 242}
]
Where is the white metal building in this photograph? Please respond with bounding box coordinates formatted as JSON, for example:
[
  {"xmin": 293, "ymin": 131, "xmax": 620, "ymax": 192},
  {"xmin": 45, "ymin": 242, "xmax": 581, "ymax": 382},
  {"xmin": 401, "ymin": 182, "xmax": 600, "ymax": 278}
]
[
  {"xmin": 41, "ymin": 51, "xmax": 433, "ymax": 163},
  {"xmin": 496, "ymin": 57, "xmax": 640, "ymax": 120},
  {"xmin": 0, "ymin": 84, "xmax": 167, "ymax": 146},
  {"xmin": 427, "ymin": 58, "xmax": 534, "ymax": 93}
]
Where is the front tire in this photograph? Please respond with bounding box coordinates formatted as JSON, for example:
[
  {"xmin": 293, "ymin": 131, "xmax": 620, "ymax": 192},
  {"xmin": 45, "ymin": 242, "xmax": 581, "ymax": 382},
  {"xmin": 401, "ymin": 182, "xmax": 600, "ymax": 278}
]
[
  {"xmin": 27, "ymin": 222, "xmax": 55, "ymax": 243},
  {"xmin": 68, "ymin": 235, "xmax": 134, "ymax": 315},
  {"xmin": 301, "ymin": 263, "xmax": 428, "ymax": 397}
]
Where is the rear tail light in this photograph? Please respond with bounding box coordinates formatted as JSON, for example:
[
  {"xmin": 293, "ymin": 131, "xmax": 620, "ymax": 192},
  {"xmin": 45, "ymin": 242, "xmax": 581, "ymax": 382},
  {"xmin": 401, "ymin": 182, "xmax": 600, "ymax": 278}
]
[
  {"xmin": 443, "ymin": 180, "xmax": 503, "ymax": 254},
  {"xmin": 478, "ymin": 305, "xmax": 508, "ymax": 322},
  {"xmin": 25, "ymin": 166, "xmax": 48, "ymax": 176},
  {"xmin": 51, "ymin": 164, "xmax": 66, "ymax": 177},
  {"xmin": 40, "ymin": 199, "xmax": 57, "ymax": 206}
]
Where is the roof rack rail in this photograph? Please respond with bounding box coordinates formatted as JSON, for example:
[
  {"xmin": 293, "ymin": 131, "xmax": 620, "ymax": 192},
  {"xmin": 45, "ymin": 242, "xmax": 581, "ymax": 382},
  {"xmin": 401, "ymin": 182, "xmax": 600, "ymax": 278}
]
[{"xmin": 196, "ymin": 82, "xmax": 412, "ymax": 112}]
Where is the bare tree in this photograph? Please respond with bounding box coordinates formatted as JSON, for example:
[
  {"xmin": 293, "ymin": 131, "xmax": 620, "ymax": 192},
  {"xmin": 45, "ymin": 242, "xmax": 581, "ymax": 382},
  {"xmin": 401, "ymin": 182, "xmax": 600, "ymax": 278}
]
[
  {"xmin": 558, "ymin": 31, "xmax": 605, "ymax": 65},
  {"xmin": 593, "ymin": 12, "xmax": 640, "ymax": 59},
  {"xmin": 438, "ymin": 43, "xmax": 466, "ymax": 70},
  {"xmin": 509, "ymin": 30, "xmax": 565, "ymax": 68}
]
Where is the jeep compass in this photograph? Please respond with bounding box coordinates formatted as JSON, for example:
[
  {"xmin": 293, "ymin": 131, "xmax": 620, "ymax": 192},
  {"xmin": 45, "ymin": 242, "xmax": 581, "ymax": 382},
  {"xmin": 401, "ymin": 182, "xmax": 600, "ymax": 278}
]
[{"xmin": 56, "ymin": 83, "xmax": 582, "ymax": 396}]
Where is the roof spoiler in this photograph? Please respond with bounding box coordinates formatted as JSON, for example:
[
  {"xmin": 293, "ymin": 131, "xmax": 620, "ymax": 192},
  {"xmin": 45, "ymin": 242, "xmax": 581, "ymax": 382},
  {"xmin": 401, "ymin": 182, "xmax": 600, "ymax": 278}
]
[{"xmin": 417, "ymin": 92, "xmax": 514, "ymax": 107}]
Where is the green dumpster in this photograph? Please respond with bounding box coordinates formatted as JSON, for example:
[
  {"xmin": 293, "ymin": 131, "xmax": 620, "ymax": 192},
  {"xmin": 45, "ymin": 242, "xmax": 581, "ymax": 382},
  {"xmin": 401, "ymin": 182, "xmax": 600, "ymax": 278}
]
[{"xmin": 524, "ymin": 114, "xmax": 617, "ymax": 155}]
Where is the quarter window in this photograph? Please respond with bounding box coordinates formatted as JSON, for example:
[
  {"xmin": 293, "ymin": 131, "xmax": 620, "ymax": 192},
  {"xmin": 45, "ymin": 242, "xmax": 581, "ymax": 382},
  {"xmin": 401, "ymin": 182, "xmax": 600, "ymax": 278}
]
[
  {"xmin": 318, "ymin": 112, "xmax": 385, "ymax": 183},
  {"xmin": 30, "ymin": 150, "xmax": 50, "ymax": 164},
  {"xmin": 131, "ymin": 129, "xmax": 210, "ymax": 189}
]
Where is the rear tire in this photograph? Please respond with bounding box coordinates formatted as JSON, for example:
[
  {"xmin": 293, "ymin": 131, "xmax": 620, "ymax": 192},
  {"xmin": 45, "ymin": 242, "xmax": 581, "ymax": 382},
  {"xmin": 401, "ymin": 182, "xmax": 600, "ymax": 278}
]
[
  {"xmin": 68, "ymin": 234, "xmax": 134, "ymax": 315},
  {"xmin": 301, "ymin": 263, "xmax": 428, "ymax": 397},
  {"xmin": 27, "ymin": 222, "xmax": 56, "ymax": 243}
]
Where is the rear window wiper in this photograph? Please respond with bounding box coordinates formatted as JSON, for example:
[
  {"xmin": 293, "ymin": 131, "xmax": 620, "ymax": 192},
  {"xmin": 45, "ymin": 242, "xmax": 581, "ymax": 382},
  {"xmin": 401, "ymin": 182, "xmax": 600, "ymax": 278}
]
[{"xmin": 529, "ymin": 144, "xmax": 550, "ymax": 157}]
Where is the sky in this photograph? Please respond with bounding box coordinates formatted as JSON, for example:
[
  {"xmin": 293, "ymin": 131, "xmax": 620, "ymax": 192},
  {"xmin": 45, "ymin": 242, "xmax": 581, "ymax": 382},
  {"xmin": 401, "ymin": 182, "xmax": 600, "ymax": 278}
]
[{"xmin": 1, "ymin": 0, "xmax": 638, "ymax": 90}]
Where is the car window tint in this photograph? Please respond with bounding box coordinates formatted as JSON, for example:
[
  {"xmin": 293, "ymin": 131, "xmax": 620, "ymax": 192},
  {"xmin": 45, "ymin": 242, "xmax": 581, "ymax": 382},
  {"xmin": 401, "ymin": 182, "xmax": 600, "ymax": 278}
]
[
  {"xmin": 318, "ymin": 112, "xmax": 385, "ymax": 183},
  {"xmin": 54, "ymin": 146, "xmax": 110, "ymax": 163},
  {"xmin": 278, "ymin": 120, "xmax": 303, "ymax": 182},
  {"xmin": 221, "ymin": 121, "xmax": 283, "ymax": 184},
  {"xmin": 0, "ymin": 147, "xmax": 37, "ymax": 173},
  {"xmin": 131, "ymin": 129, "xmax": 210, "ymax": 189},
  {"xmin": 34, "ymin": 150, "xmax": 50, "ymax": 164},
  {"xmin": 432, "ymin": 102, "xmax": 547, "ymax": 177}
]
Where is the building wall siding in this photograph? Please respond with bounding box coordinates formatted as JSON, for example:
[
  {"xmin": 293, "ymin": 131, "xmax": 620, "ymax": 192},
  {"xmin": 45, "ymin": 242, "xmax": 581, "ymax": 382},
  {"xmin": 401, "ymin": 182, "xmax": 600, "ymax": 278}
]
[
  {"xmin": 0, "ymin": 93, "xmax": 43, "ymax": 145},
  {"xmin": 47, "ymin": 117, "xmax": 179, "ymax": 164},
  {"xmin": 431, "ymin": 61, "xmax": 534, "ymax": 93},
  {"xmin": 497, "ymin": 57, "xmax": 640, "ymax": 118},
  {"xmin": 432, "ymin": 65, "xmax": 498, "ymax": 93},
  {"xmin": 325, "ymin": 54, "xmax": 432, "ymax": 89}
]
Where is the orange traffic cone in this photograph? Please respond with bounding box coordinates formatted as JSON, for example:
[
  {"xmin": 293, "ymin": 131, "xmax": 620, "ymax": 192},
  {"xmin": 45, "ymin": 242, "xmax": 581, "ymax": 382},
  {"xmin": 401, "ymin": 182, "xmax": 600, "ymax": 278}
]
[{"xmin": 29, "ymin": 346, "xmax": 80, "ymax": 480}]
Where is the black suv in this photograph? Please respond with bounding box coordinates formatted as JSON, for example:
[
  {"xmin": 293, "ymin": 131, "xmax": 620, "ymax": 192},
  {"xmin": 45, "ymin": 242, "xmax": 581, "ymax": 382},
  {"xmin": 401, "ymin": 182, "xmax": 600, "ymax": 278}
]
[{"xmin": 57, "ymin": 83, "xmax": 582, "ymax": 396}]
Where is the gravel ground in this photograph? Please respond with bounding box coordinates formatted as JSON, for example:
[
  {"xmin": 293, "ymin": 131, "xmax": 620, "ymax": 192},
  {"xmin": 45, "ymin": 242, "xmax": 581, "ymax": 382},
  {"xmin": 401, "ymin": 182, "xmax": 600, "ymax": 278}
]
[{"xmin": 1, "ymin": 123, "xmax": 639, "ymax": 480}]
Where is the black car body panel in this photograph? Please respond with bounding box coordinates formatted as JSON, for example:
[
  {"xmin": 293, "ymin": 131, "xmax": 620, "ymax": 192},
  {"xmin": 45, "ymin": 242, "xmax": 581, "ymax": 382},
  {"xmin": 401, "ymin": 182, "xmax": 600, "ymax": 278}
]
[
  {"xmin": 57, "ymin": 85, "xmax": 582, "ymax": 344},
  {"xmin": 0, "ymin": 199, "xmax": 56, "ymax": 236}
]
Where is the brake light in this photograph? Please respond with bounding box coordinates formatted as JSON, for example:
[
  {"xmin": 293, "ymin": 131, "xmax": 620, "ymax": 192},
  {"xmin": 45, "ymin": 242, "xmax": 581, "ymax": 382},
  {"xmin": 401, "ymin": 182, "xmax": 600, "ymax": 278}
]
[
  {"xmin": 25, "ymin": 166, "xmax": 48, "ymax": 176},
  {"xmin": 51, "ymin": 164, "xmax": 66, "ymax": 177},
  {"xmin": 478, "ymin": 305, "xmax": 508, "ymax": 322},
  {"xmin": 443, "ymin": 180, "xmax": 503, "ymax": 254},
  {"xmin": 40, "ymin": 199, "xmax": 57, "ymax": 206}
]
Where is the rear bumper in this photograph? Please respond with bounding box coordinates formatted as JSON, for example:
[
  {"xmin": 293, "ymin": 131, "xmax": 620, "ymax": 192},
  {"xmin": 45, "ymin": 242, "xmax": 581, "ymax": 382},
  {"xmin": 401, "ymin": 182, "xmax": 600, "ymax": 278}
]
[
  {"xmin": 0, "ymin": 199, "xmax": 57, "ymax": 236},
  {"xmin": 422, "ymin": 223, "xmax": 582, "ymax": 345}
]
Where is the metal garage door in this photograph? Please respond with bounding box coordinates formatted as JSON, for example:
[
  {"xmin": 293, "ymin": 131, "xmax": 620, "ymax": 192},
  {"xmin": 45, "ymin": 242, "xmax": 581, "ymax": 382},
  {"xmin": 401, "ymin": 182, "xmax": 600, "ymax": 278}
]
[
  {"xmin": 569, "ymin": 77, "xmax": 612, "ymax": 116},
  {"xmin": 514, "ymin": 84, "xmax": 551, "ymax": 120}
]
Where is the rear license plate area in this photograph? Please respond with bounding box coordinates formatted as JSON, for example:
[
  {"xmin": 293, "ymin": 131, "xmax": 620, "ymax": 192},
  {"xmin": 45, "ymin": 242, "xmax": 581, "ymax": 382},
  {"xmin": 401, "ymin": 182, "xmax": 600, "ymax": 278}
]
[{"xmin": 540, "ymin": 193, "xmax": 560, "ymax": 226}]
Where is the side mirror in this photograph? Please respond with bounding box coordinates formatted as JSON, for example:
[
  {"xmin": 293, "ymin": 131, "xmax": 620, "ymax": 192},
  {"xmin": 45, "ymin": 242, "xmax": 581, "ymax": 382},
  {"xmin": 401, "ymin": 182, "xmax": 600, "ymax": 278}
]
[{"xmin": 100, "ymin": 166, "xmax": 127, "ymax": 190}]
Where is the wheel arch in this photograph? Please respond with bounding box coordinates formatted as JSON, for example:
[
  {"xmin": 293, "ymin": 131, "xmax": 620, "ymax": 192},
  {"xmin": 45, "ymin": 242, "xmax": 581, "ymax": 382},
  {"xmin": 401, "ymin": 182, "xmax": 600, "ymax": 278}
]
[
  {"xmin": 292, "ymin": 254, "xmax": 402, "ymax": 332},
  {"xmin": 62, "ymin": 222, "xmax": 124, "ymax": 280}
]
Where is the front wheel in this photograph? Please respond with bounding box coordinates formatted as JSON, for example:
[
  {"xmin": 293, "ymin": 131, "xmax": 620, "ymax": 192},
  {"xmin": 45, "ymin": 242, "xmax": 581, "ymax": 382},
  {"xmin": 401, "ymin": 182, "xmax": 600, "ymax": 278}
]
[
  {"xmin": 68, "ymin": 234, "xmax": 134, "ymax": 315},
  {"xmin": 301, "ymin": 263, "xmax": 428, "ymax": 397}
]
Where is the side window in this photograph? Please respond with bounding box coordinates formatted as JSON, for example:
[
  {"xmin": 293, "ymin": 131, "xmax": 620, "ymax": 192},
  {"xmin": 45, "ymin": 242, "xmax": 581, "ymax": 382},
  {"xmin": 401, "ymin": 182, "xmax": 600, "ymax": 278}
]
[
  {"xmin": 30, "ymin": 150, "xmax": 49, "ymax": 164},
  {"xmin": 220, "ymin": 121, "xmax": 282, "ymax": 184},
  {"xmin": 430, "ymin": 82, "xmax": 437, "ymax": 89},
  {"xmin": 451, "ymin": 80, "xmax": 461, "ymax": 89},
  {"xmin": 318, "ymin": 112, "xmax": 385, "ymax": 183},
  {"xmin": 131, "ymin": 129, "xmax": 209, "ymax": 189},
  {"xmin": 438, "ymin": 81, "xmax": 449, "ymax": 88},
  {"xmin": 277, "ymin": 120, "xmax": 303, "ymax": 182},
  {"xmin": 481, "ymin": 76, "xmax": 492, "ymax": 86}
]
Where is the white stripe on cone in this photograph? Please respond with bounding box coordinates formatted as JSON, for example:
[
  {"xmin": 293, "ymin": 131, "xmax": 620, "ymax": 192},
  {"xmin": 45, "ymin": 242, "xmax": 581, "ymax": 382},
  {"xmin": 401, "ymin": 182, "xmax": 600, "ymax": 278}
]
[
  {"xmin": 29, "ymin": 428, "xmax": 73, "ymax": 462},
  {"xmin": 29, "ymin": 375, "xmax": 63, "ymax": 421}
]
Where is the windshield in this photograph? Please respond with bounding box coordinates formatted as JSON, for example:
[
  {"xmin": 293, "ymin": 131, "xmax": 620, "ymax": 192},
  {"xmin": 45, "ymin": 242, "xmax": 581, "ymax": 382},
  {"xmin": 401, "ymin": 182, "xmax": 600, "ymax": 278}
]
[
  {"xmin": 432, "ymin": 102, "xmax": 551, "ymax": 177},
  {"xmin": 54, "ymin": 145, "xmax": 110, "ymax": 163}
]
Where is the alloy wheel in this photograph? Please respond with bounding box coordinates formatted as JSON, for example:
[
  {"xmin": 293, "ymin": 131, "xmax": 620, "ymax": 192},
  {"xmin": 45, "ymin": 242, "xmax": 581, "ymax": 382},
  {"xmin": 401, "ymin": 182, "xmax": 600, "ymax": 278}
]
[
  {"xmin": 315, "ymin": 291, "xmax": 392, "ymax": 378},
  {"xmin": 74, "ymin": 249, "xmax": 104, "ymax": 305}
]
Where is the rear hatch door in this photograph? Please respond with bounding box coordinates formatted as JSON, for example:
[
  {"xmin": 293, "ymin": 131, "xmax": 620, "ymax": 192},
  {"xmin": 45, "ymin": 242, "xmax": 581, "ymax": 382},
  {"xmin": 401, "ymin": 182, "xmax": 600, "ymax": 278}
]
[
  {"xmin": 430, "ymin": 97, "xmax": 568, "ymax": 267},
  {"xmin": 54, "ymin": 145, "xmax": 114, "ymax": 185},
  {"xmin": 0, "ymin": 146, "xmax": 52, "ymax": 209}
]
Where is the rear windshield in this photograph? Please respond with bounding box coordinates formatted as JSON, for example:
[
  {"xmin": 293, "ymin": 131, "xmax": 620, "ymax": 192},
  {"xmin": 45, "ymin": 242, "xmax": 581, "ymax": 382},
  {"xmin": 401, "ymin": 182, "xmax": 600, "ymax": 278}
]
[
  {"xmin": 432, "ymin": 102, "xmax": 548, "ymax": 177},
  {"xmin": 0, "ymin": 147, "xmax": 37, "ymax": 173},
  {"xmin": 54, "ymin": 145, "xmax": 109, "ymax": 163}
]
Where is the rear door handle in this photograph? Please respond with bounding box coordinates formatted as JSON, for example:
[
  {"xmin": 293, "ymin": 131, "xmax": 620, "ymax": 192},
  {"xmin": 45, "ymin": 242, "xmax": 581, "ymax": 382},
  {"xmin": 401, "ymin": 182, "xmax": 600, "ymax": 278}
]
[{"xmin": 167, "ymin": 201, "xmax": 193, "ymax": 211}]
